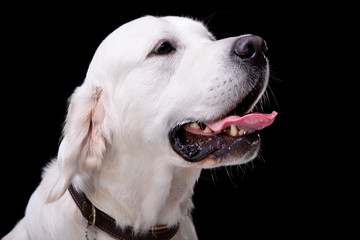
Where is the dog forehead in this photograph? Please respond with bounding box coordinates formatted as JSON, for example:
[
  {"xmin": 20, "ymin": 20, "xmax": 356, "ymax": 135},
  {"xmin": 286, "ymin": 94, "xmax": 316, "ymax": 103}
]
[
  {"xmin": 160, "ymin": 16, "xmax": 212, "ymax": 38},
  {"xmin": 86, "ymin": 16, "xmax": 213, "ymax": 86},
  {"xmin": 109, "ymin": 16, "xmax": 211, "ymax": 44}
]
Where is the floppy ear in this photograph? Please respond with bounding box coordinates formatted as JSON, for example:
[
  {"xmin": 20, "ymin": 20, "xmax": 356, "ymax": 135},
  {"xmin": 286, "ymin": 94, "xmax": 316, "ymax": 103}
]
[{"xmin": 47, "ymin": 85, "xmax": 106, "ymax": 202}]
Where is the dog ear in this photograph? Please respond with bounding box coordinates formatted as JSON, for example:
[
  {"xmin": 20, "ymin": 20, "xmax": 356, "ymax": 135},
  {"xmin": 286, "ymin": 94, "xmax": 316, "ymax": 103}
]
[{"xmin": 47, "ymin": 85, "xmax": 106, "ymax": 202}]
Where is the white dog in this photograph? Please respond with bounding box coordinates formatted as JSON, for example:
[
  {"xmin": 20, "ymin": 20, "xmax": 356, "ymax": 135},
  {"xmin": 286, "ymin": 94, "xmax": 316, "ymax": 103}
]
[{"xmin": 3, "ymin": 16, "xmax": 277, "ymax": 240}]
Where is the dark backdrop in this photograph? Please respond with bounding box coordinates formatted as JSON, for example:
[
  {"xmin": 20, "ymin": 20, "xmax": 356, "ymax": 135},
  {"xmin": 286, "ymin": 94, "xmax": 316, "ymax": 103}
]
[{"xmin": 1, "ymin": 2, "xmax": 352, "ymax": 239}]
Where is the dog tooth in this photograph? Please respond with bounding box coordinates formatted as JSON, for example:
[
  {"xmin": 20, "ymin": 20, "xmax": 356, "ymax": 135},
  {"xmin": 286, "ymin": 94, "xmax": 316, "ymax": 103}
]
[
  {"xmin": 229, "ymin": 124, "xmax": 238, "ymax": 137},
  {"xmin": 190, "ymin": 123, "xmax": 200, "ymax": 129},
  {"xmin": 238, "ymin": 129, "xmax": 246, "ymax": 136},
  {"xmin": 203, "ymin": 126, "xmax": 213, "ymax": 134}
]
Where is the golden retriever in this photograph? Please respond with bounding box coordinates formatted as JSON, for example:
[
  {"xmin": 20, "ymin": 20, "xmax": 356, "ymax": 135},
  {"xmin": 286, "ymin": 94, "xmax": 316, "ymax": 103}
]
[{"xmin": 4, "ymin": 16, "xmax": 277, "ymax": 240}]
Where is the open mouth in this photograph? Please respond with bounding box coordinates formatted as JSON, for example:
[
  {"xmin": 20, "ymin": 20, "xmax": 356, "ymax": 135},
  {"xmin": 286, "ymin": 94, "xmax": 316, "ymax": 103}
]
[
  {"xmin": 169, "ymin": 110, "xmax": 277, "ymax": 163},
  {"xmin": 169, "ymin": 83, "xmax": 277, "ymax": 163}
]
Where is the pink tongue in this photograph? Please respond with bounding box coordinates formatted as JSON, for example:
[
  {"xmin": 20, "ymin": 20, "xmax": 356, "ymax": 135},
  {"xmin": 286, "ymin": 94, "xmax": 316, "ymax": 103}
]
[{"xmin": 205, "ymin": 111, "xmax": 278, "ymax": 132}]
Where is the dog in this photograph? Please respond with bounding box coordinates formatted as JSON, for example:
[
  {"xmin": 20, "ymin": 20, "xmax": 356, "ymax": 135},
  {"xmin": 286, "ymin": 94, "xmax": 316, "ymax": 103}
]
[{"xmin": 3, "ymin": 16, "xmax": 277, "ymax": 240}]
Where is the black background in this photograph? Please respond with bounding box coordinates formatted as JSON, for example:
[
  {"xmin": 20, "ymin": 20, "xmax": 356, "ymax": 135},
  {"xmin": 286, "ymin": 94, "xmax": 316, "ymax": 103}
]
[{"xmin": 1, "ymin": 2, "xmax": 354, "ymax": 239}]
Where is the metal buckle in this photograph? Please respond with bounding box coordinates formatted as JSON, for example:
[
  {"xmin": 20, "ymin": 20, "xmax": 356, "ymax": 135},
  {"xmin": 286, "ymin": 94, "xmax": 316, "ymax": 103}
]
[
  {"xmin": 88, "ymin": 204, "xmax": 96, "ymax": 226},
  {"xmin": 85, "ymin": 205, "xmax": 97, "ymax": 240}
]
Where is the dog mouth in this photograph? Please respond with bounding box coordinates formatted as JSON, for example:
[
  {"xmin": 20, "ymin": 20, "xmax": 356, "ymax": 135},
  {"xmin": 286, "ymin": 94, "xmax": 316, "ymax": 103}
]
[
  {"xmin": 169, "ymin": 84, "xmax": 277, "ymax": 163},
  {"xmin": 169, "ymin": 111, "xmax": 277, "ymax": 163}
]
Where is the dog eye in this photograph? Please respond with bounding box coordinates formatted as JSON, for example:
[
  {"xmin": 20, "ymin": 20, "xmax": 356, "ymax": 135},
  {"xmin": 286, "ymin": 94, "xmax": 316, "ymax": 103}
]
[{"xmin": 153, "ymin": 41, "xmax": 175, "ymax": 55}]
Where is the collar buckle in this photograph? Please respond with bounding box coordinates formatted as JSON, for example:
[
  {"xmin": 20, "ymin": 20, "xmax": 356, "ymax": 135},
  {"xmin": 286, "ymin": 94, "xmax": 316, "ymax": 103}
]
[{"xmin": 85, "ymin": 204, "xmax": 97, "ymax": 240}]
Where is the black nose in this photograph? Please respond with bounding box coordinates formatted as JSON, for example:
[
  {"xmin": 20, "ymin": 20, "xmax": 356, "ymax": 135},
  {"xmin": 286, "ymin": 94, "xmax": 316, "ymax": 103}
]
[{"xmin": 233, "ymin": 35, "xmax": 268, "ymax": 66}]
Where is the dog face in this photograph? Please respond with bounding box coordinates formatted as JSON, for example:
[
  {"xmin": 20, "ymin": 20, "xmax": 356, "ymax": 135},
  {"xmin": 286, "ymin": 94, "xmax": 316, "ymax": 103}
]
[
  {"xmin": 102, "ymin": 16, "xmax": 275, "ymax": 168},
  {"xmin": 48, "ymin": 16, "xmax": 276, "ymax": 201}
]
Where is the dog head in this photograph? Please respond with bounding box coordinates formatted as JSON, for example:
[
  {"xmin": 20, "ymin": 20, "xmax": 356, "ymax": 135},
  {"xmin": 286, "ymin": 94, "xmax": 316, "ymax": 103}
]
[{"xmin": 47, "ymin": 16, "xmax": 277, "ymax": 201}]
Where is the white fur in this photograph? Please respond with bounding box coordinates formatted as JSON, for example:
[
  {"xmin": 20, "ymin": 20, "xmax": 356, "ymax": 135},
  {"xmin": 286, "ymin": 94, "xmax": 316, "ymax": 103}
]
[{"xmin": 3, "ymin": 16, "xmax": 268, "ymax": 240}]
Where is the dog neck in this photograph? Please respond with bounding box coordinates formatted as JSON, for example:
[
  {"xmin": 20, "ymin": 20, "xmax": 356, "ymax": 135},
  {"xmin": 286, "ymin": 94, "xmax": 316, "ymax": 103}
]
[{"xmin": 73, "ymin": 150, "xmax": 201, "ymax": 231}]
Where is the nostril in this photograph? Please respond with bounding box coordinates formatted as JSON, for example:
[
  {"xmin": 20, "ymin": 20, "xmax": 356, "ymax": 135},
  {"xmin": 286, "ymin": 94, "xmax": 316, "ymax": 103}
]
[
  {"xmin": 235, "ymin": 41, "xmax": 256, "ymax": 59},
  {"xmin": 234, "ymin": 35, "xmax": 267, "ymax": 60}
]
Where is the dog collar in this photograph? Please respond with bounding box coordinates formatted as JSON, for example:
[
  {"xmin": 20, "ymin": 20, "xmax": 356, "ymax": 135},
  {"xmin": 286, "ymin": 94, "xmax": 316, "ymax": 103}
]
[{"xmin": 68, "ymin": 184, "xmax": 179, "ymax": 240}]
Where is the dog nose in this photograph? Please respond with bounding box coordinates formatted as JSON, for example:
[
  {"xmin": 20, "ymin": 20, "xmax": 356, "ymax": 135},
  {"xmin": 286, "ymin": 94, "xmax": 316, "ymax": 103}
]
[{"xmin": 233, "ymin": 35, "xmax": 267, "ymax": 66}]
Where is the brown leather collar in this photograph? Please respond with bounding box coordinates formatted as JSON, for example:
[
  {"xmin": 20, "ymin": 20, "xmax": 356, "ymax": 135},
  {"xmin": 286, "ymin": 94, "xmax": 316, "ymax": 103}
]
[{"xmin": 68, "ymin": 184, "xmax": 179, "ymax": 240}]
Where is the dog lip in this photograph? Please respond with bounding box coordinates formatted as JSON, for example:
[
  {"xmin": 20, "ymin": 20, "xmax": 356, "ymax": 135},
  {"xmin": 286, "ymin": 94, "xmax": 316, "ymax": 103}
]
[
  {"xmin": 211, "ymin": 132, "xmax": 260, "ymax": 160},
  {"xmin": 168, "ymin": 124, "xmax": 261, "ymax": 163}
]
